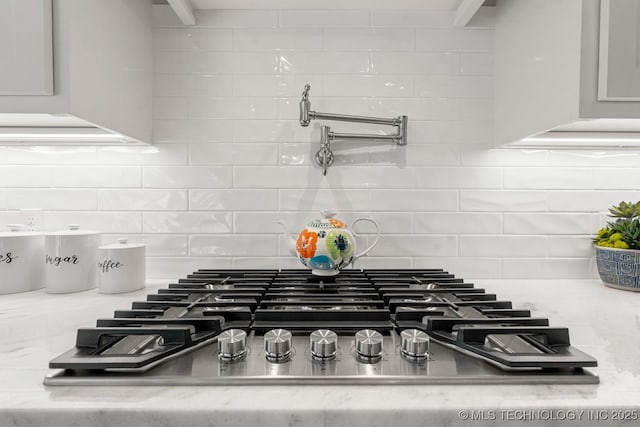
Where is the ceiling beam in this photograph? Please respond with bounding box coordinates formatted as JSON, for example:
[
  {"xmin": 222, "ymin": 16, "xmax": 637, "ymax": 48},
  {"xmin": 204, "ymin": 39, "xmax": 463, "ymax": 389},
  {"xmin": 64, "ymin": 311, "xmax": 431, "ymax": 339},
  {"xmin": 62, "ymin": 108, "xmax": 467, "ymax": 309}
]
[
  {"xmin": 453, "ymin": 0, "xmax": 485, "ymax": 27},
  {"xmin": 167, "ymin": 0, "xmax": 196, "ymax": 26}
]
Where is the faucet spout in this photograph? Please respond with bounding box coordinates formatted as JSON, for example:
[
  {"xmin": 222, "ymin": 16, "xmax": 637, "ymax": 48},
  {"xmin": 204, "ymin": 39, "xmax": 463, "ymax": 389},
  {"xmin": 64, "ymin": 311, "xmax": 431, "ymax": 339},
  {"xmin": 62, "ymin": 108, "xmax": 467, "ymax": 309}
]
[
  {"xmin": 299, "ymin": 84, "xmax": 311, "ymax": 126},
  {"xmin": 315, "ymin": 125, "xmax": 334, "ymax": 176}
]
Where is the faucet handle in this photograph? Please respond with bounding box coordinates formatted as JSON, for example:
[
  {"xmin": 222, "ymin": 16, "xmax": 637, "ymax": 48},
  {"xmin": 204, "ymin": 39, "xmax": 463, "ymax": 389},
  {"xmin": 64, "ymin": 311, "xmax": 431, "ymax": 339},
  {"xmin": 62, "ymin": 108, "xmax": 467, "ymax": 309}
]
[{"xmin": 302, "ymin": 84, "xmax": 311, "ymax": 101}]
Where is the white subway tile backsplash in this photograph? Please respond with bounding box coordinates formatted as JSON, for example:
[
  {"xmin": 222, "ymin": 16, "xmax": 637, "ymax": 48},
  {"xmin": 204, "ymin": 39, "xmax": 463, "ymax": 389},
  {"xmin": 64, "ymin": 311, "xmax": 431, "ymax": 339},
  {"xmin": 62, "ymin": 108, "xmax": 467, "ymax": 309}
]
[
  {"xmin": 370, "ymin": 52, "xmax": 460, "ymax": 75},
  {"xmin": 370, "ymin": 98, "xmax": 459, "ymax": 121},
  {"xmin": 503, "ymin": 213, "xmax": 598, "ymax": 235},
  {"xmin": 190, "ymin": 189, "xmax": 279, "ymax": 211},
  {"xmin": 155, "ymin": 74, "xmax": 236, "ymax": 98},
  {"xmin": 279, "ymin": 143, "xmax": 314, "ymax": 166},
  {"xmin": 279, "ymin": 10, "xmax": 370, "ymax": 28},
  {"xmin": 415, "ymin": 167, "xmax": 502, "ymax": 189},
  {"xmin": 372, "ymin": 235, "xmax": 458, "ymax": 257},
  {"xmin": 234, "ymin": 29, "xmax": 324, "ymax": 51},
  {"xmin": 143, "ymin": 166, "xmax": 232, "ymax": 188},
  {"xmin": 235, "ymin": 166, "xmax": 417, "ymax": 189},
  {"xmin": 195, "ymin": 10, "xmax": 278, "ymax": 28},
  {"xmin": 153, "ymin": 119, "xmax": 233, "ymax": 143},
  {"xmin": 234, "ymin": 166, "xmax": 323, "ymax": 189},
  {"xmin": 278, "ymin": 52, "xmax": 370, "ymax": 74},
  {"xmin": 416, "ymin": 28, "xmax": 494, "ymax": 51},
  {"xmin": 232, "ymin": 74, "xmax": 324, "ymax": 97},
  {"xmin": 190, "ymin": 74, "xmax": 234, "ymax": 97},
  {"xmin": 189, "ymin": 143, "xmax": 278, "ymax": 165},
  {"xmin": 0, "ymin": 166, "xmax": 140, "ymax": 188},
  {"xmin": 548, "ymin": 190, "xmax": 640, "ymax": 212},
  {"xmin": 89, "ymin": 145, "xmax": 189, "ymax": 166},
  {"xmin": 460, "ymin": 190, "xmax": 547, "ymax": 212},
  {"xmin": 237, "ymin": 212, "xmax": 300, "ymax": 234},
  {"xmin": 502, "ymin": 258, "xmax": 593, "ymax": 280},
  {"xmin": 140, "ymin": 144, "xmax": 190, "ymax": 166},
  {"xmin": 189, "ymin": 97, "xmax": 278, "ymax": 119},
  {"xmin": 459, "ymin": 236, "xmax": 546, "ymax": 257},
  {"xmin": 278, "ymin": 189, "xmax": 370, "ymax": 211},
  {"xmin": 324, "ymin": 75, "xmax": 413, "ymax": 97},
  {"xmin": 1, "ymin": 5, "xmax": 628, "ymax": 280},
  {"xmin": 189, "ymin": 52, "xmax": 279, "ymax": 74},
  {"xmin": 504, "ymin": 168, "xmax": 593, "ymax": 190},
  {"xmin": 190, "ymin": 235, "xmax": 278, "ymax": 256},
  {"xmin": 44, "ymin": 212, "xmax": 142, "ymax": 233},
  {"xmin": 547, "ymin": 236, "xmax": 594, "ymax": 257},
  {"xmin": 325, "ymin": 29, "xmax": 415, "ymax": 51},
  {"xmin": 371, "ymin": 10, "xmax": 455, "ymax": 28},
  {"xmin": 370, "ymin": 190, "xmax": 458, "ymax": 211},
  {"xmin": 5, "ymin": 189, "xmax": 97, "ymax": 210},
  {"xmin": 278, "ymin": 97, "xmax": 371, "ymax": 120},
  {"xmin": 143, "ymin": 212, "xmax": 232, "ymax": 233},
  {"xmin": 365, "ymin": 212, "xmax": 413, "ymax": 234},
  {"xmin": 101, "ymin": 234, "xmax": 189, "ymax": 256},
  {"xmin": 153, "ymin": 28, "xmax": 233, "ymax": 51},
  {"xmin": 234, "ymin": 120, "xmax": 308, "ymax": 143},
  {"xmin": 98, "ymin": 189, "xmax": 187, "ymax": 211},
  {"xmin": 415, "ymin": 75, "xmax": 493, "ymax": 98},
  {"xmin": 414, "ymin": 213, "xmax": 502, "ymax": 234}
]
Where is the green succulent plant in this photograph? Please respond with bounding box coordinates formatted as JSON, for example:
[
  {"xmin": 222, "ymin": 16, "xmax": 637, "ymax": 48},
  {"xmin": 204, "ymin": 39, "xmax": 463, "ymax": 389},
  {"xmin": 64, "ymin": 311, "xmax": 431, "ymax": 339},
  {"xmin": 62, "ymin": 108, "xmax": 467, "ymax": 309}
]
[{"xmin": 594, "ymin": 201, "xmax": 640, "ymax": 249}]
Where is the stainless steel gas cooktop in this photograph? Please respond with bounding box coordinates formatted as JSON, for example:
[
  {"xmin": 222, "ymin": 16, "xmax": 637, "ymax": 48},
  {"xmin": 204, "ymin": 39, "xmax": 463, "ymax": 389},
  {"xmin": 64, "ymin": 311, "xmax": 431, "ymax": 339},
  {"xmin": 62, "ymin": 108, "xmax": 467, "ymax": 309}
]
[{"xmin": 44, "ymin": 269, "xmax": 598, "ymax": 386}]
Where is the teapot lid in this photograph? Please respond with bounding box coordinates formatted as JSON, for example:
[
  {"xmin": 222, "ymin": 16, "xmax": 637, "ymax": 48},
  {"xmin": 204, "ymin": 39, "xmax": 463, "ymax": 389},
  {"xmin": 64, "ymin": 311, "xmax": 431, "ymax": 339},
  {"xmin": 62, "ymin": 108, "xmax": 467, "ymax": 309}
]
[{"xmin": 320, "ymin": 210, "xmax": 336, "ymax": 219}]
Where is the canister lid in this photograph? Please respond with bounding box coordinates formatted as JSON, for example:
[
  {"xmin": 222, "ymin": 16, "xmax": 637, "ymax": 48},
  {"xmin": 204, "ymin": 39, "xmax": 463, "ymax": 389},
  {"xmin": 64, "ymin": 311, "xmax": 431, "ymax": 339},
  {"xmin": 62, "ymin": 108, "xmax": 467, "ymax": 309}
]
[
  {"xmin": 0, "ymin": 224, "xmax": 42, "ymax": 237},
  {"xmin": 99, "ymin": 237, "xmax": 145, "ymax": 250},
  {"xmin": 48, "ymin": 224, "xmax": 99, "ymax": 236}
]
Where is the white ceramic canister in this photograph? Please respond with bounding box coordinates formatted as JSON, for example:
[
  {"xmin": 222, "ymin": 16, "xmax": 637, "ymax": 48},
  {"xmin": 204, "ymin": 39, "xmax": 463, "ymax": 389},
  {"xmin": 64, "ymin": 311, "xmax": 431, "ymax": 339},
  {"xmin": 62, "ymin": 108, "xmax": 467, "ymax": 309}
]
[
  {"xmin": 0, "ymin": 224, "xmax": 44, "ymax": 294},
  {"xmin": 44, "ymin": 225, "xmax": 100, "ymax": 294},
  {"xmin": 97, "ymin": 238, "xmax": 145, "ymax": 294}
]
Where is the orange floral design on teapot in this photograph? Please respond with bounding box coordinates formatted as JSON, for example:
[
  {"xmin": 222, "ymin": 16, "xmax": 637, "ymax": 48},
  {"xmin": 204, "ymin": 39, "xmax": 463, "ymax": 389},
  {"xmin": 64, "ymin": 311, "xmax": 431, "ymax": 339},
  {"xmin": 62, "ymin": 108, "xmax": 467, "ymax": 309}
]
[
  {"xmin": 328, "ymin": 218, "xmax": 347, "ymax": 228},
  {"xmin": 296, "ymin": 229, "xmax": 318, "ymax": 259}
]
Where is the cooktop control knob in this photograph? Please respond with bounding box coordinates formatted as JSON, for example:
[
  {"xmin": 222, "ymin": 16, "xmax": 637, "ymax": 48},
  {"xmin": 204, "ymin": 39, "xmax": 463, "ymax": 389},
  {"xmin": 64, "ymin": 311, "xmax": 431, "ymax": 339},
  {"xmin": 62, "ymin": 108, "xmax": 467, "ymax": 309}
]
[
  {"xmin": 264, "ymin": 328, "xmax": 292, "ymax": 362},
  {"xmin": 310, "ymin": 329, "xmax": 338, "ymax": 360},
  {"xmin": 355, "ymin": 329, "xmax": 383, "ymax": 360},
  {"xmin": 400, "ymin": 329, "xmax": 429, "ymax": 360},
  {"xmin": 217, "ymin": 329, "xmax": 247, "ymax": 362}
]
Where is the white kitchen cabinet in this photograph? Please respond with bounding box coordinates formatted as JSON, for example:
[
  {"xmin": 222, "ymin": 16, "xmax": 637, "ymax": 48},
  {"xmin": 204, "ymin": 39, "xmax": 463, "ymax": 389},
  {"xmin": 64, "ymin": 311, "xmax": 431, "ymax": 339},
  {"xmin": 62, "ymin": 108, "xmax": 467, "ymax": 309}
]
[
  {"xmin": 598, "ymin": 0, "xmax": 640, "ymax": 101},
  {"xmin": 0, "ymin": 0, "xmax": 53, "ymax": 95},
  {"xmin": 0, "ymin": 0, "xmax": 152, "ymax": 144},
  {"xmin": 494, "ymin": 0, "xmax": 640, "ymax": 147}
]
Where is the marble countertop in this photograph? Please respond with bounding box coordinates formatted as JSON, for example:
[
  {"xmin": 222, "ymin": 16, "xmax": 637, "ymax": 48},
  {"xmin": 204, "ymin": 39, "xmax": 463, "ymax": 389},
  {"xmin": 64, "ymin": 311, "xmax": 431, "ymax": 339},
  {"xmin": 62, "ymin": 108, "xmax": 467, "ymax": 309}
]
[{"xmin": 1, "ymin": 279, "xmax": 639, "ymax": 427}]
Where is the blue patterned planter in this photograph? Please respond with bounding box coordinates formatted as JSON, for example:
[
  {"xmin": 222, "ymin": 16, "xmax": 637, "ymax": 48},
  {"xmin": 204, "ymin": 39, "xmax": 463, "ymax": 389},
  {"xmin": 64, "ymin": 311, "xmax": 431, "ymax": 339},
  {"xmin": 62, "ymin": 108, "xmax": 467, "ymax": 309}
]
[{"xmin": 595, "ymin": 246, "xmax": 640, "ymax": 292}]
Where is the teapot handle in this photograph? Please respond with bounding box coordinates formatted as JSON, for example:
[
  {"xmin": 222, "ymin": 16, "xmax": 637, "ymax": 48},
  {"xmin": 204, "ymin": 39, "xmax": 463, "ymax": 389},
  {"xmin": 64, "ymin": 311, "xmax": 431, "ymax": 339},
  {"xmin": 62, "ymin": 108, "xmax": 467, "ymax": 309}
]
[{"xmin": 351, "ymin": 217, "xmax": 381, "ymax": 260}]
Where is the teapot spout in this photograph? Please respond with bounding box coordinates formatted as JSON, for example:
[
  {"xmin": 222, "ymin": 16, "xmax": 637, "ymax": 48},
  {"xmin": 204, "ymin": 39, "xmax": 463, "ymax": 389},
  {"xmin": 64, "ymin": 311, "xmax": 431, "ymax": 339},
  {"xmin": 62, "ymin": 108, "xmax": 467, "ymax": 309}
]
[{"xmin": 277, "ymin": 220, "xmax": 298, "ymax": 256}]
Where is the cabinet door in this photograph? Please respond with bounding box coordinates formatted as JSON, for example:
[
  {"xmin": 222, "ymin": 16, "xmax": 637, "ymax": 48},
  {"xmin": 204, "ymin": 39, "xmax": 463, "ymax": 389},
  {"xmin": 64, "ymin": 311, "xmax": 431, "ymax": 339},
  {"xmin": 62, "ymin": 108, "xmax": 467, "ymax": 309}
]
[
  {"xmin": 0, "ymin": 0, "xmax": 53, "ymax": 95},
  {"xmin": 598, "ymin": 0, "xmax": 640, "ymax": 101}
]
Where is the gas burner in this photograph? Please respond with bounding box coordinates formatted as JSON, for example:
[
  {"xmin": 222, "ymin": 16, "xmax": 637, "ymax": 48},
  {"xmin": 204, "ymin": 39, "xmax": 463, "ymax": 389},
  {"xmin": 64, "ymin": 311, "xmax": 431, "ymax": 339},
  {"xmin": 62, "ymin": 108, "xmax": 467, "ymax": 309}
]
[{"xmin": 45, "ymin": 268, "xmax": 598, "ymax": 386}]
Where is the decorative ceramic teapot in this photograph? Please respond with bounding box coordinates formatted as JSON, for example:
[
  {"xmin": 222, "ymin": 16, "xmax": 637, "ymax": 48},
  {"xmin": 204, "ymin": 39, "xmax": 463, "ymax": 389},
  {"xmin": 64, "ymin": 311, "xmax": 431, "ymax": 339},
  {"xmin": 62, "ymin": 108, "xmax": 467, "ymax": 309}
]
[{"xmin": 278, "ymin": 211, "xmax": 380, "ymax": 276}]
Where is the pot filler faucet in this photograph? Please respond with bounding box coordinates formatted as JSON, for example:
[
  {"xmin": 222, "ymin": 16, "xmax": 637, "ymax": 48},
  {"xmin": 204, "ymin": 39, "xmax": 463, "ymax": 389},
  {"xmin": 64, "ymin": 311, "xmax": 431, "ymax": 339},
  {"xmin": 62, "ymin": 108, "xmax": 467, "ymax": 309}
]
[{"xmin": 299, "ymin": 84, "xmax": 408, "ymax": 176}]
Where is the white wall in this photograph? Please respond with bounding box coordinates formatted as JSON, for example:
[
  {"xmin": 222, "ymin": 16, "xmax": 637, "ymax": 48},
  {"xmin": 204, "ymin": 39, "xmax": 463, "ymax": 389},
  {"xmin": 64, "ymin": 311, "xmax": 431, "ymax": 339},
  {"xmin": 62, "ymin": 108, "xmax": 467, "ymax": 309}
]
[{"xmin": 0, "ymin": 3, "xmax": 638, "ymax": 280}]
